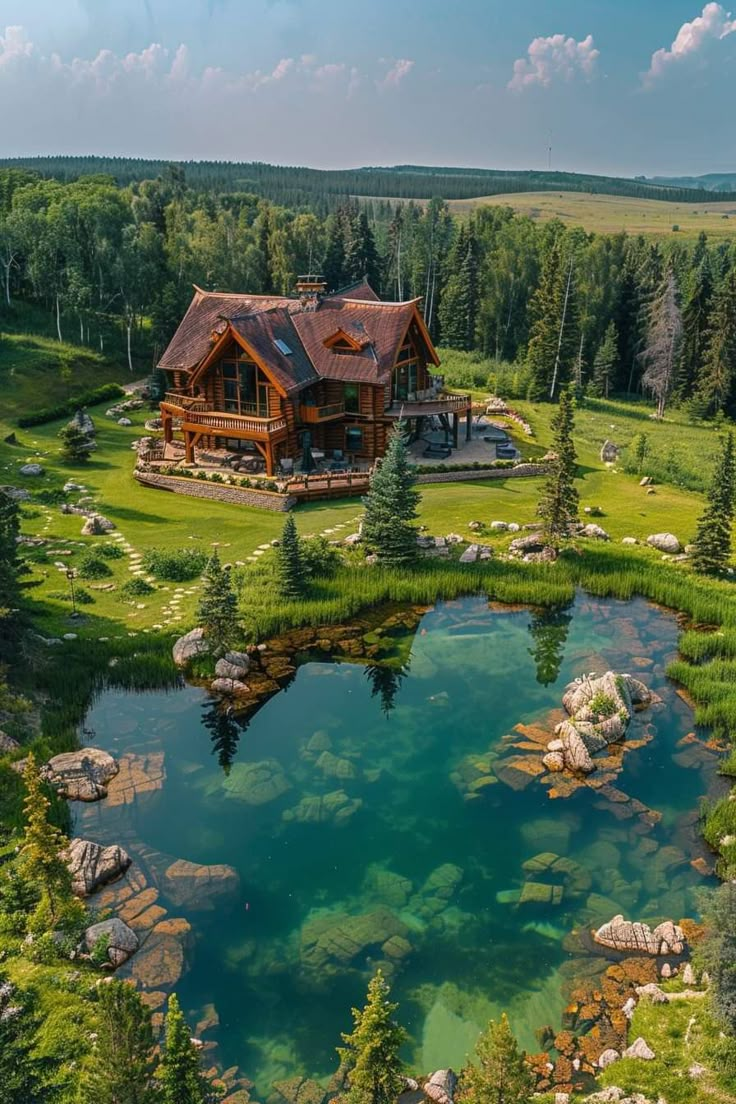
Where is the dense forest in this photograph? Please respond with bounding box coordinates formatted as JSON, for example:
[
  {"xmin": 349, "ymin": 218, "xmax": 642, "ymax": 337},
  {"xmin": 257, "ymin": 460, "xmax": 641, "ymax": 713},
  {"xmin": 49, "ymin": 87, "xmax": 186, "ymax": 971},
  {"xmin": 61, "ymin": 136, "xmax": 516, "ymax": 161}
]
[
  {"xmin": 2, "ymin": 157, "xmax": 735, "ymax": 211},
  {"xmin": 1, "ymin": 164, "xmax": 736, "ymax": 414}
]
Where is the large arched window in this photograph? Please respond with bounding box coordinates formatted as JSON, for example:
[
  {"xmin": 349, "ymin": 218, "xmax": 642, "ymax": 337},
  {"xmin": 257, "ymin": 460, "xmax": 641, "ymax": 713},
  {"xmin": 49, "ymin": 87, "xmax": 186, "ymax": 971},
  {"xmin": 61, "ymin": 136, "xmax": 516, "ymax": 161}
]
[{"xmin": 221, "ymin": 355, "xmax": 270, "ymax": 417}]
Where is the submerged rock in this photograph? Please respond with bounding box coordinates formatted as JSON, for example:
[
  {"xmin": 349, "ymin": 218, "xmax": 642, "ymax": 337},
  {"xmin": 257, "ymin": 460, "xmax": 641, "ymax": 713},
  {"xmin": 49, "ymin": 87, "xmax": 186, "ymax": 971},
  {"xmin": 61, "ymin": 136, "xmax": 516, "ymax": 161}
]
[
  {"xmin": 65, "ymin": 838, "xmax": 131, "ymax": 896},
  {"xmin": 593, "ymin": 914, "xmax": 686, "ymax": 956},
  {"xmin": 282, "ymin": 790, "xmax": 362, "ymax": 826},
  {"xmin": 163, "ymin": 859, "xmax": 240, "ymax": 909},
  {"xmin": 42, "ymin": 747, "xmax": 118, "ymax": 801},
  {"xmin": 222, "ymin": 759, "xmax": 290, "ymax": 805},
  {"xmin": 300, "ymin": 907, "xmax": 409, "ymax": 973},
  {"xmin": 272, "ymin": 1077, "xmax": 325, "ymax": 1104},
  {"xmin": 84, "ymin": 917, "xmax": 138, "ymax": 968}
]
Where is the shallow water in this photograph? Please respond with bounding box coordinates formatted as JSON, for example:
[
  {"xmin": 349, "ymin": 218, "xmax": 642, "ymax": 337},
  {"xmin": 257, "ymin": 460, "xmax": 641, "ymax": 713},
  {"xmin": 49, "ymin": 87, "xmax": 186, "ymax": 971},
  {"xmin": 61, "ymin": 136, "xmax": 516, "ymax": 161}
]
[{"xmin": 78, "ymin": 595, "xmax": 721, "ymax": 1092}]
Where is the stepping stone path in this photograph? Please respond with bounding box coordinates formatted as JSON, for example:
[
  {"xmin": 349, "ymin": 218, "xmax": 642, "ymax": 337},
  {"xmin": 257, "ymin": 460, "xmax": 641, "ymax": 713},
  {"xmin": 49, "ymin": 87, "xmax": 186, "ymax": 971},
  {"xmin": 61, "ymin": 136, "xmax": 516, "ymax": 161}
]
[{"xmin": 459, "ymin": 544, "xmax": 492, "ymax": 563}]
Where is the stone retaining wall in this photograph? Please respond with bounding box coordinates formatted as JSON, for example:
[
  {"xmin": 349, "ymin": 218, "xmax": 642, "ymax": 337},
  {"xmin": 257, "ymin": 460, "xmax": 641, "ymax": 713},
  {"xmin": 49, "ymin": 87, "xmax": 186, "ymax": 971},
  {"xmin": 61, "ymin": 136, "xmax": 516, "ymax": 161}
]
[
  {"xmin": 416, "ymin": 463, "xmax": 549, "ymax": 485},
  {"xmin": 134, "ymin": 470, "xmax": 295, "ymax": 512}
]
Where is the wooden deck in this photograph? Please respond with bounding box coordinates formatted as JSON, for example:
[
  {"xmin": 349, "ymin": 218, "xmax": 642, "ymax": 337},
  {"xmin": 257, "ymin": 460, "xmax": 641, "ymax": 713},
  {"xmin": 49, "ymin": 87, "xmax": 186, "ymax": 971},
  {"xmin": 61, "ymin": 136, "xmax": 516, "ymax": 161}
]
[{"xmin": 286, "ymin": 469, "xmax": 372, "ymax": 501}]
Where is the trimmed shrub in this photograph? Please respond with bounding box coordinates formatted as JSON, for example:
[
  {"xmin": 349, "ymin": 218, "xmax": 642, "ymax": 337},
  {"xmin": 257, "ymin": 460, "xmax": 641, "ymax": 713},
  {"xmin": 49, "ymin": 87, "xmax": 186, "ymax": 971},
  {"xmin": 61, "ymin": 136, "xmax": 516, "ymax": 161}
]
[
  {"xmin": 142, "ymin": 548, "xmax": 207, "ymax": 581},
  {"xmin": 119, "ymin": 578, "xmax": 155, "ymax": 600},
  {"xmin": 17, "ymin": 384, "xmax": 125, "ymax": 428},
  {"xmin": 77, "ymin": 552, "xmax": 113, "ymax": 579}
]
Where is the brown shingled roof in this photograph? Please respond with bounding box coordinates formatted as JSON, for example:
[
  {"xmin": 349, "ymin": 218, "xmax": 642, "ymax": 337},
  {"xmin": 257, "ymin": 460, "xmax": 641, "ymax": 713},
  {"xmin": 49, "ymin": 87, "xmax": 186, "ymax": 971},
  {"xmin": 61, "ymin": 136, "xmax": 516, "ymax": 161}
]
[{"xmin": 158, "ymin": 281, "xmax": 428, "ymax": 389}]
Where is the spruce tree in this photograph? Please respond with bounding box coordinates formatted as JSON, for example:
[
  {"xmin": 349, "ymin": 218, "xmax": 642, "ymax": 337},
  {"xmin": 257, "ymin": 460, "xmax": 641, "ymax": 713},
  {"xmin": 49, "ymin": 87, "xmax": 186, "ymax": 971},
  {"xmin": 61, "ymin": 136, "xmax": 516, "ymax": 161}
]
[
  {"xmin": 277, "ymin": 513, "xmax": 305, "ymax": 599},
  {"xmin": 361, "ymin": 425, "xmax": 420, "ymax": 565},
  {"xmin": 697, "ymin": 269, "xmax": 736, "ymax": 416},
  {"xmin": 79, "ymin": 979, "xmax": 157, "ymax": 1104},
  {"xmin": 690, "ymin": 431, "xmax": 736, "ymax": 575},
  {"xmin": 459, "ymin": 1013, "xmax": 534, "ymax": 1104},
  {"xmin": 197, "ymin": 552, "xmax": 239, "ymax": 655},
  {"xmin": 337, "ymin": 970, "xmax": 407, "ymax": 1104},
  {"xmin": 589, "ymin": 321, "xmax": 618, "ymax": 398},
  {"xmin": 158, "ymin": 994, "xmax": 208, "ymax": 1104},
  {"xmin": 641, "ymin": 267, "xmax": 682, "ymax": 419},
  {"xmin": 537, "ymin": 388, "xmax": 579, "ymax": 548},
  {"xmin": 19, "ymin": 754, "xmax": 77, "ymax": 931},
  {"xmin": 525, "ymin": 240, "xmax": 577, "ymax": 402},
  {"xmin": 677, "ymin": 257, "xmax": 713, "ymax": 399},
  {"xmin": 323, "ymin": 211, "xmax": 347, "ymax": 292},
  {"xmin": 527, "ymin": 606, "xmax": 572, "ymax": 686},
  {"xmin": 58, "ymin": 420, "xmax": 92, "ymax": 463},
  {"xmin": 344, "ymin": 210, "xmax": 381, "ymax": 289},
  {"xmin": 438, "ymin": 225, "xmax": 480, "ymax": 351}
]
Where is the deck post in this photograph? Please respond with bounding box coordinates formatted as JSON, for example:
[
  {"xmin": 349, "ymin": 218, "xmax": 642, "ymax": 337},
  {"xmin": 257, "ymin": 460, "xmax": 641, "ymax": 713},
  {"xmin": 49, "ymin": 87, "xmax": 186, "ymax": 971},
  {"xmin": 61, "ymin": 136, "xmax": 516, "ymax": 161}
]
[
  {"xmin": 184, "ymin": 430, "xmax": 195, "ymax": 464},
  {"xmin": 163, "ymin": 413, "xmax": 173, "ymax": 445},
  {"xmin": 466, "ymin": 400, "xmax": 472, "ymax": 442},
  {"xmin": 452, "ymin": 412, "xmax": 459, "ymax": 449}
]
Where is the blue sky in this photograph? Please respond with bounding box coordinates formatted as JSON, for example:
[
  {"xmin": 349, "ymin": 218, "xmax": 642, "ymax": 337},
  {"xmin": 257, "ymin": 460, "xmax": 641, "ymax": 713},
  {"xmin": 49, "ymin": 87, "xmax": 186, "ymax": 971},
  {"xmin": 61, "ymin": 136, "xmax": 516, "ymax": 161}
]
[{"xmin": 1, "ymin": 1, "xmax": 735, "ymax": 175}]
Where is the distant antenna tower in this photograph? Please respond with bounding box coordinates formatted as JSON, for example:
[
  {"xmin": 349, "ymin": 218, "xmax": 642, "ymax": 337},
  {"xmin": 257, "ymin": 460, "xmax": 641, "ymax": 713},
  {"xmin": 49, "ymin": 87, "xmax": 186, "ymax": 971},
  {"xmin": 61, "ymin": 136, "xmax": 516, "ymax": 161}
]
[{"xmin": 547, "ymin": 136, "xmax": 553, "ymax": 172}]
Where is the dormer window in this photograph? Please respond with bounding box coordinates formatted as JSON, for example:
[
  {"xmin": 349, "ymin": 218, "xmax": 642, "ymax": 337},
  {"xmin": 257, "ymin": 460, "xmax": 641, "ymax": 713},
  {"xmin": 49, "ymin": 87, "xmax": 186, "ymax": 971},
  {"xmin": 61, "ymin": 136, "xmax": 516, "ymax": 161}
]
[{"xmin": 324, "ymin": 328, "xmax": 365, "ymax": 353}]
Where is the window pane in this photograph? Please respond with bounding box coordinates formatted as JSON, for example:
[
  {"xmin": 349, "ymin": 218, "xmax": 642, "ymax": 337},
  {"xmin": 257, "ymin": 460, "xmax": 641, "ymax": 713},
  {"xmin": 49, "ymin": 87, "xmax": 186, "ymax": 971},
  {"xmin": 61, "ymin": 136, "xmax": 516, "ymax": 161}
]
[{"xmin": 222, "ymin": 361, "xmax": 237, "ymax": 379}]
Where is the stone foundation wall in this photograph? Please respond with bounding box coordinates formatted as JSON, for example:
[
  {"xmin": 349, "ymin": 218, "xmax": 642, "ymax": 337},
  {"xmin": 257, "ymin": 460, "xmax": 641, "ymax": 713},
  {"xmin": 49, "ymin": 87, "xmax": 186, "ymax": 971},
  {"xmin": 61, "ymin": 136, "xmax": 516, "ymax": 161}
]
[
  {"xmin": 416, "ymin": 463, "xmax": 549, "ymax": 485},
  {"xmin": 134, "ymin": 470, "xmax": 295, "ymax": 512}
]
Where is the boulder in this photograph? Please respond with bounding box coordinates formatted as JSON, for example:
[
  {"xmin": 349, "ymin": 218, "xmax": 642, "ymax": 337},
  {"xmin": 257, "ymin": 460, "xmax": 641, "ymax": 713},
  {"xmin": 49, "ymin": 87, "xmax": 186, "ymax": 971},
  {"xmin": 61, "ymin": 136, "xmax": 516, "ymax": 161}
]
[
  {"xmin": 682, "ymin": 963, "xmax": 696, "ymax": 986},
  {"xmin": 300, "ymin": 907, "xmax": 409, "ymax": 973},
  {"xmin": 71, "ymin": 409, "xmax": 96, "ymax": 436},
  {"xmin": 600, "ymin": 440, "xmax": 619, "ymax": 463},
  {"xmin": 222, "ymin": 760, "xmax": 291, "ymax": 805},
  {"xmin": 211, "ymin": 677, "xmax": 249, "ymax": 695},
  {"xmin": 424, "ymin": 1070, "xmax": 457, "ymax": 1104},
  {"xmin": 163, "ymin": 858, "xmax": 240, "ymax": 910},
  {"xmin": 622, "ymin": 1037, "xmax": 655, "ymax": 1061},
  {"xmin": 621, "ymin": 537, "xmax": 638, "ymax": 545},
  {"xmin": 543, "ymin": 751, "xmax": 565, "ymax": 772},
  {"xmin": 42, "ymin": 747, "xmax": 118, "ymax": 801},
  {"xmin": 272, "ymin": 1077, "xmax": 326, "ymax": 1104},
  {"xmin": 558, "ymin": 721, "xmax": 595, "ymax": 774},
  {"xmin": 0, "ymin": 486, "xmax": 31, "ymax": 501},
  {"xmin": 647, "ymin": 532, "xmax": 681, "ymax": 554},
  {"xmin": 81, "ymin": 514, "xmax": 115, "ymax": 536},
  {"xmin": 490, "ymin": 521, "xmax": 509, "ymax": 531},
  {"xmin": 84, "ymin": 917, "xmax": 139, "ymax": 968},
  {"xmin": 172, "ymin": 627, "xmax": 209, "ymax": 668},
  {"xmin": 509, "ymin": 532, "xmax": 546, "ymax": 554},
  {"xmin": 582, "ymin": 523, "xmax": 610, "ymax": 541},
  {"xmin": 19, "ymin": 463, "xmax": 44, "ymax": 476},
  {"xmin": 214, "ymin": 659, "xmax": 248, "ymax": 681},
  {"xmin": 117, "ymin": 417, "xmax": 133, "ymax": 426},
  {"xmin": 598, "ymin": 1049, "xmax": 620, "ymax": 1069},
  {"xmin": 593, "ymin": 914, "xmax": 686, "ymax": 955},
  {"xmin": 65, "ymin": 838, "xmax": 131, "ymax": 896}
]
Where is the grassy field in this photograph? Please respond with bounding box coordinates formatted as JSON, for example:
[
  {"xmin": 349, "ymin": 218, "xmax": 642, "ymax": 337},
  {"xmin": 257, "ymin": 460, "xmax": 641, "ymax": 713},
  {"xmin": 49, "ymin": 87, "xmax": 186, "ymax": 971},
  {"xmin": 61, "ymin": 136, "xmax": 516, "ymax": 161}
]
[
  {"xmin": 0, "ymin": 386, "xmax": 720, "ymax": 642},
  {"xmin": 447, "ymin": 190, "xmax": 736, "ymax": 238}
]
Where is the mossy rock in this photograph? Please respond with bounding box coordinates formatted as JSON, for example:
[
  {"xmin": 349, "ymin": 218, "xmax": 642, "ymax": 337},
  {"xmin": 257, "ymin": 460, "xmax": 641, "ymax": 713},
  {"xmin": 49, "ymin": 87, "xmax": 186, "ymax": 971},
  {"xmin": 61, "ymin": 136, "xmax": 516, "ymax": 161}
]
[
  {"xmin": 272, "ymin": 1077, "xmax": 326, "ymax": 1104},
  {"xmin": 222, "ymin": 760, "xmax": 291, "ymax": 805},
  {"xmin": 519, "ymin": 881, "xmax": 564, "ymax": 906},
  {"xmin": 282, "ymin": 790, "xmax": 361, "ymax": 825},
  {"xmin": 363, "ymin": 865, "xmax": 413, "ymax": 909},
  {"xmin": 315, "ymin": 749, "xmax": 357, "ymax": 780}
]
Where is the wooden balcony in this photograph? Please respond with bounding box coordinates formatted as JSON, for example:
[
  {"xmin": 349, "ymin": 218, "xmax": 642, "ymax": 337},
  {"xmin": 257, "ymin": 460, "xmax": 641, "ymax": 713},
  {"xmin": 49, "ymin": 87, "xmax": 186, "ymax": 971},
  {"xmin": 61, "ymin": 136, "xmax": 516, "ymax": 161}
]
[
  {"xmin": 163, "ymin": 392, "xmax": 213, "ymax": 412},
  {"xmin": 384, "ymin": 391, "xmax": 472, "ymax": 418},
  {"xmin": 161, "ymin": 399, "xmax": 286, "ymax": 440},
  {"xmin": 299, "ymin": 401, "xmax": 345, "ymax": 424}
]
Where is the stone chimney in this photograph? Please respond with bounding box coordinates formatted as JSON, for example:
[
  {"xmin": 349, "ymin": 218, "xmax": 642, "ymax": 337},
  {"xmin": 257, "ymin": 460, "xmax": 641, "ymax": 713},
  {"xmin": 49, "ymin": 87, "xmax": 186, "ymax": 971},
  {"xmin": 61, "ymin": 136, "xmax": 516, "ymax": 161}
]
[{"xmin": 295, "ymin": 274, "xmax": 327, "ymax": 311}]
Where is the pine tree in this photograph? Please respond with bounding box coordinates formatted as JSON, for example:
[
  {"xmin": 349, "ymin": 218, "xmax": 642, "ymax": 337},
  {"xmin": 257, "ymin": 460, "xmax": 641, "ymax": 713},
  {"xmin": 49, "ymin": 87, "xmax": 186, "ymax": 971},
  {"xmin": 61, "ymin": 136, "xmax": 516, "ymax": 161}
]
[
  {"xmin": 589, "ymin": 321, "xmax": 618, "ymax": 398},
  {"xmin": 365, "ymin": 665, "xmax": 405, "ymax": 717},
  {"xmin": 631, "ymin": 431, "xmax": 650, "ymax": 474},
  {"xmin": 459, "ymin": 1013, "xmax": 534, "ymax": 1104},
  {"xmin": 677, "ymin": 257, "xmax": 713, "ymax": 399},
  {"xmin": 19, "ymin": 754, "xmax": 77, "ymax": 931},
  {"xmin": 337, "ymin": 970, "xmax": 407, "ymax": 1104},
  {"xmin": 690, "ymin": 431, "xmax": 736, "ymax": 575},
  {"xmin": 641, "ymin": 267, "xmax": 682, "ymax": 419},
  {"xmin": 525, "ymin": 240, "xmax": 578, "ymax": 402},
  {"xmin": 344, "ymin": 210, "xmax": 381, "ymax": 289},
  {"xmin": 79, "ymin": 979, "xmax": 157, "ymax": 1104},
  {"xmin": 202, "ymin": 702, "xmax": 242, "ymax": 774},
  {"xmin": 197, "ymin": 551, "xmax": 239, "ymax": 656},
  {"xmin": 361, "ymin": 425, "xmax": 420, "ymax": 565},
  {"xmin": 323, "ymin": 211, "xmax": 347, "ymax": 292},
  {"xmin": 277, "ymin": 513, "xmax": 305, "ymax": 599},
  {"xmin": 158, "ymin": 993, "xmax": 209, "ymax": 1104},
  {"xmin": 58, "ymin": 420, "xmax": 92, "ymax": 463},
  {"xmin": 438, "ymin": 226, "xmax": 479, "ymax": 350},
  {"xmin": 537, "ymin": 388, "xmax": 579, "ymax": 548},
  {"xmin": 697, "ymin": 269, "xmax": 736, "ymax": 416}
]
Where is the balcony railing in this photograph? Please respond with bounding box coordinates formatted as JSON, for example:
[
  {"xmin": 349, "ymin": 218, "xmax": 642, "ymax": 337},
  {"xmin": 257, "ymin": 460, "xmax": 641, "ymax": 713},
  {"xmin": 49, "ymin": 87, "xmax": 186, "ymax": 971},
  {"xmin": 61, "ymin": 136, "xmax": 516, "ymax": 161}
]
[
  {"xmin": 185, "ymin": 410, "xmax": 287, "ymax": 436},
  {"xmin": 163, "ymin": 392, "xmax": 213, "ymax": 412},
  {"xmin": 385, "ymin": 390, "xmax": 471, "ymax": 416},
  {"xmin": 299, "ymin": 401, "xmax": 346, "ymax": 424}
]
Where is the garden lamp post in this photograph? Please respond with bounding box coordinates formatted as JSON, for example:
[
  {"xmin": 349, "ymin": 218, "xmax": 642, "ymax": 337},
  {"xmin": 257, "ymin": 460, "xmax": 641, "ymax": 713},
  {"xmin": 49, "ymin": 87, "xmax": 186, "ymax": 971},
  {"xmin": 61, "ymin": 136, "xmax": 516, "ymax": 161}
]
[{"xmin": 66, "ymin": 568, "xmax": 78, "ymax": 617}]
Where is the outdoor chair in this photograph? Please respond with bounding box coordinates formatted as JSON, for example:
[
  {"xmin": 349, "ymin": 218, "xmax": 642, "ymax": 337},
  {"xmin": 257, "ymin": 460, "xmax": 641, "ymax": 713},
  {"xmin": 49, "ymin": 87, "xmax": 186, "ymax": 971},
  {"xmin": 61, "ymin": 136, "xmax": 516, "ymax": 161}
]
[
  {"xmin": 279, "ymin": 458, "xmax": 294, "ymax": 476},
  {"xmin": 423, "ymin": 442, "xmax": 452, "ymax": 459}
]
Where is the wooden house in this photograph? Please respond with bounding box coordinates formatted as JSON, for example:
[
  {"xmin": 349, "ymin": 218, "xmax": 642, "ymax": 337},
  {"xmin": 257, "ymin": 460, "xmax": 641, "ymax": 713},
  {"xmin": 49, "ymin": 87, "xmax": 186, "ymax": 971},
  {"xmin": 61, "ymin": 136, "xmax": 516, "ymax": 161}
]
[{"xmin": 158, "ymin": 277, "xmax": 471, "ymax": 475}]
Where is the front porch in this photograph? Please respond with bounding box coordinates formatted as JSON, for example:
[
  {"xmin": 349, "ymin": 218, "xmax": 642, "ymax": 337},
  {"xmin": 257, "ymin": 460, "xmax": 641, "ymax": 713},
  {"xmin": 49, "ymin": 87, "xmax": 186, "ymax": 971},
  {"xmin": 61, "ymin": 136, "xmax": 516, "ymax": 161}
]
[{"xmin": 160, "ymin": 395, "xmax": 288, "ymax": 474}]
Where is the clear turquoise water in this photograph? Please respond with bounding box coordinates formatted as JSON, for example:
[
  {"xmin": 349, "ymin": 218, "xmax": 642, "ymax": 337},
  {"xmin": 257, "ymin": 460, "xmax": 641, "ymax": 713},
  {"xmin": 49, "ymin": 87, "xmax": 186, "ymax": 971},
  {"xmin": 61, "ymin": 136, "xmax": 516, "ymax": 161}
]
[{"xmin": 78, "ymin": 595, "xmax": 720, "ymax": 1092}]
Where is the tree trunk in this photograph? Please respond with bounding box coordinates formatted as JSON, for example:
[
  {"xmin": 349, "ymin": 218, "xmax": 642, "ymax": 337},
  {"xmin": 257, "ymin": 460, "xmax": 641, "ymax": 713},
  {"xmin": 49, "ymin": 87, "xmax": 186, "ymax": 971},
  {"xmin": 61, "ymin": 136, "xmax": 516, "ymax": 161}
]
[
  {"xmin": 2, "ymin": 259, "xmax": 10, "ymax": 306},
  {"xmin": 56, "ymin": 294, "xmax": 62, "ymax": 343},
  {"xmin": 126, "ymin": 317, "xmax": 133, "ymax": 373},
  {"xmin": 550, "ymin": 259, "xmax": 574, "ymax": 400}
]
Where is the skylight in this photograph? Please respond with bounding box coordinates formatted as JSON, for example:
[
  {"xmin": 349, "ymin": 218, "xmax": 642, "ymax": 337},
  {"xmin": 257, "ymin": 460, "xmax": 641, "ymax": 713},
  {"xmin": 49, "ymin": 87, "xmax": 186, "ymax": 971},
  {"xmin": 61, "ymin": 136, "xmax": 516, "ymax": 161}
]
[{"xmin": 274, "ymin": 338, "xmax": 292, "ymax": 355}]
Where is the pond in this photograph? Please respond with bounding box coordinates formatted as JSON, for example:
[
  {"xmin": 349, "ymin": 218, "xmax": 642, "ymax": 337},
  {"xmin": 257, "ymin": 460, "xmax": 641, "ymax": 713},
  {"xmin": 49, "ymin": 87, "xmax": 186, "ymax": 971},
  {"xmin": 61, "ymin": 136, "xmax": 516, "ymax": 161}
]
[{"xmin": 76, "ymin": 594, "xmax": 722, "ymax": 1094}]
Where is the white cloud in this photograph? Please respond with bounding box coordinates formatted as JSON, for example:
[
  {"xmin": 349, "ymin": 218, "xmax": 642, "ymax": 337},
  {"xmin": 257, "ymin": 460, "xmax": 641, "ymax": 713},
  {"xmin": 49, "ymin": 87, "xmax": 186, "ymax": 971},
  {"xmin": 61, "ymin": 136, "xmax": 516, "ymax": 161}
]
[
  {"xmin": 0, "ymin": 27, "xmax": 414, "ymax": 159},
  {"xmin": 643, "ymin": 3, "xmax": 736, "ymax": 84},
  {"xmin": 377, "ymin": 58, "xmax": 414, "ymax": 91},
  {"xmin": 508, "ymin": 33, "xmax": 599, "ymax": 92}
]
